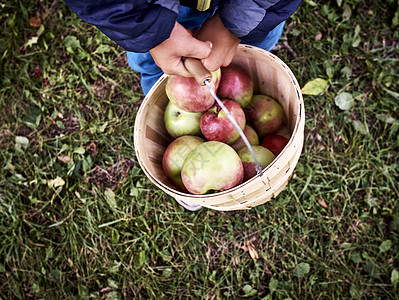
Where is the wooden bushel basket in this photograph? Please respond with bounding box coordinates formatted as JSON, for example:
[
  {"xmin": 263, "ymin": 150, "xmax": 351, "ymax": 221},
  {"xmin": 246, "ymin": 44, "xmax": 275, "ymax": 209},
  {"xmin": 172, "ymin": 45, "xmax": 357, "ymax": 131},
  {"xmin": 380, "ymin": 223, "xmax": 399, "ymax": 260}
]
[{"xmin": 134, "ymin": 45, "xmax": 305, "ymax": 211}]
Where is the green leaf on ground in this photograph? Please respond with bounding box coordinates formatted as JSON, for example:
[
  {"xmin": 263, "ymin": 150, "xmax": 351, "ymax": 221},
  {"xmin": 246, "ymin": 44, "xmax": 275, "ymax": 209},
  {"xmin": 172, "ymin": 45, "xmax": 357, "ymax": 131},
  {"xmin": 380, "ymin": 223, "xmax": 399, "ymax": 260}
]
[
  {"xmin": 63, "ymin": 35, "xmax": 81, "ymax": 49},
  {"xmin": 104, "ymin": 189, "xmax": 117, "ymax": 210},
  {"xmin": 269, "ymin": 277, "xmax": 279, "ymax": 293},
  {"xmin": 243, "ymin": 284, "xmax": 257, "ymax": 296},
  {"xmin": 379, "ymin": 240, "xmax": 392, "ymax": 252},
  {"xmin": 293, "ymin": 262, "xmax": 310, "ymax": 277},
  {"xmin": 15, "ymin": 136, "xmax": 30, "ymax": 152},
  {"xmin": 391, "ymin": 270, "xmax": 399, "ymax": 288},
  {"xmin": 352, "ymin": 120, "xmax": 369, "ymax": 135},
  {"xmin": 335, "ymin": 92, "xmax": 355, "ymax": 110},
  {"xmin": 301, "ymin": 78, "xmax": 328, "ymax": 95}
]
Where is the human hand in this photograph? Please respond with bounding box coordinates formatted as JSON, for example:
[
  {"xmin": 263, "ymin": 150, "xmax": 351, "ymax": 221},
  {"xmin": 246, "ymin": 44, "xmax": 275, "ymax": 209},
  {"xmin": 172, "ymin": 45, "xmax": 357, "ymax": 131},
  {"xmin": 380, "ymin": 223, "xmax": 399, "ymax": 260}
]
[
  {"xmin": 195, "ymin": 13, "xmax": 240, "ymax": 71},
  {"xmin": 149, "ymin": 22, "xmax": 212, "ymax": 77}
]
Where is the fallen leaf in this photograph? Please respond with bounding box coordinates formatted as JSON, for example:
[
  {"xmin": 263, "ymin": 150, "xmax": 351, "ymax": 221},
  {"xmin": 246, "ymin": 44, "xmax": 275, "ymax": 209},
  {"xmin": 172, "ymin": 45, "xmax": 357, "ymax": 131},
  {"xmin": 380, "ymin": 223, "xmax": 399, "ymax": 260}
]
[
  {"xmin": 392, "ymin": 269, "xmax": 399, "ymax": 288},
  {"xmin": 335, "ymin": 92, "xmax": 356, "ymax": 110},
  {"xmin": 105, "ymin": 189, "xmax": 117, "ymax": 210},
  {"xmin": 29, "ymin": 17, "xmax": 41, "ymax": 27},
  {"xmin": 301, "ymin": 78, "xmax": 328, "ymax": 95},
  {"xmin": 315, "ymin": 32, "xmax": 323, "ymax": 41},
  {"xmin": 293, "ymin": 262, "xmax": 310, "ymax": 277},
  {"xmin": 15, "ymin": 136, "xmax": 30, "ymax": 152},
  {"xmin": 352, "ymin": 120, "xmax": 369, "ymax": 135},
  {"xmin": 318, "ymin": 198, "xmax": 328, "ymax": 208},
  {"xmin": 24, "ymin": 36, "xmax": 39, "ymax": 48},
  {"xmin": 47, "ymin": 176, "xmax": 65, "ymax": 188},
  {"xmin": 247, "ymin": 242, "xmax": 259, "ymax": 260},
  {"xmin": 57, "ymin": 155, "xmax": 71, "ymax": 164}
]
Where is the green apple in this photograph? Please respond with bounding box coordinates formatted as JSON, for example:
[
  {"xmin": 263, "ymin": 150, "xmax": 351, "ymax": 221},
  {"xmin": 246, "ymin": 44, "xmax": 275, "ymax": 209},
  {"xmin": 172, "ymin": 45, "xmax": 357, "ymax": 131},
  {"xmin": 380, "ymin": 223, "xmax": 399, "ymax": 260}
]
[
  {"xmin": 164, "ymin": 101, "xmax": 202, "ymax": 138},
  {"xmin": 181, "ymin": 141, "xmax": 244, "ymax": 194},
  {"xmin": 238, "ymin": 145, "xmax": 275, "ymax": 181},
  {"xmin": 162, "ymin": 136, "xmax": 204, "ymax": 191}
]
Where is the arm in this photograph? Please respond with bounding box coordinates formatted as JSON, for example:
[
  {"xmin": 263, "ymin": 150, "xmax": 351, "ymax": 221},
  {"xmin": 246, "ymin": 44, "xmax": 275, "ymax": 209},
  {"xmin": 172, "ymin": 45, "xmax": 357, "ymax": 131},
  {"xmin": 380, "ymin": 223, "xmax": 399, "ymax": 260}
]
[
  {"xmin": 64, "ymin": 0, "xmax": 180, "ymax": 53},
  {"xmin": 64, "ymin": 0, "xmax": 212, "ymax": 76},
  {"xmin": 194, "ymin": 13, "xmax": 240, "ymax": 72},
  {"xmin": 193, "ymin": 0, "xmax": 302, "ymax": 72},
  {"xmin": 219, "ymin": 0, "xmax": 303, "ymax": 43}
]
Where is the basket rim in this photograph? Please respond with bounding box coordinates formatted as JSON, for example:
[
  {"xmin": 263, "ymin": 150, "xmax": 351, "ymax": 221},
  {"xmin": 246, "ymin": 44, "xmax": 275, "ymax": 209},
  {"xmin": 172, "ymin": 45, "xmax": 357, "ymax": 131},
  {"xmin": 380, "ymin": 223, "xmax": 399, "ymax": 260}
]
[{"xmin": 134, "ymin": 45, "xmax": 304, "ymax": 199}]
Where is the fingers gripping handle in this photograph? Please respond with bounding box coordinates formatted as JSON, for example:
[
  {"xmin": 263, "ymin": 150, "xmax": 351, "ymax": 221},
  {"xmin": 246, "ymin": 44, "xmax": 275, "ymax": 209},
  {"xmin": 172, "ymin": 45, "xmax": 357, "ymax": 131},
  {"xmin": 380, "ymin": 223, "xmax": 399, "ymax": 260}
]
[{"xmin": 183, "ymin": 57, "xmax": 212, "ymax": 86}]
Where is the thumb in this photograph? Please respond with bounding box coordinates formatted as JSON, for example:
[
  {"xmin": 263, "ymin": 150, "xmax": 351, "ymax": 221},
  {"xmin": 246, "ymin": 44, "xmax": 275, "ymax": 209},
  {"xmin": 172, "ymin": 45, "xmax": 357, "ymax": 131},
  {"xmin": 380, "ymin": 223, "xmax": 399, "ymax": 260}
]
[{"xmin": 185, "ymin": 39, "xmax": 213, "ymax": 60}]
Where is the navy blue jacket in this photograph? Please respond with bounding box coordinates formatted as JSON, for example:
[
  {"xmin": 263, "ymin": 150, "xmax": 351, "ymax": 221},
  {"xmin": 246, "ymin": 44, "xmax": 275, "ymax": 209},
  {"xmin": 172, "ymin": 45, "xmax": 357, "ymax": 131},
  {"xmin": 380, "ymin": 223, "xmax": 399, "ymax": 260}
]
[{"xmin": 64, "ymin": 0, "xmax": 302, "ymax": 53}]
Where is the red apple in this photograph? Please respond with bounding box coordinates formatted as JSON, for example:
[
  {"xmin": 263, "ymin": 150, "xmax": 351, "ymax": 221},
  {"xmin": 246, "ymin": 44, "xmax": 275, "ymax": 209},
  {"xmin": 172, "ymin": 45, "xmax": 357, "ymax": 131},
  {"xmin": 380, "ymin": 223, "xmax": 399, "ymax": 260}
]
[
  {"xmin": 200, "ymin": 99, "xmax": 246, "ymax": 144},
  {"xmin": 162, "ymin": 136, "xmax": 204, "ymax": 191},
  {"xmin": 217, "ymin": 64, "xmax": 254, "ymax": 108},
  {"xmin": 245, "ymin": 95, "xmax": 286, "ymax": 137},
  {"xmin": 164, "ymin": 101, "xmax": 202, "ymax": 138},
  {"xmin": 230, "ymin": 124, "xmax": 260, "ymax": 151},
  {"xmin": 261, "ymin": 134, "xmax": 289, "ymax": 156},
  {"xmin": 165, "ymin": 68, "xmax": 221, "ymax": 113},
  {"xmin": 181, "ymin": 141, "xmax": 244, "ymax": 194},
  {"xmin": 237, "ymin": 145, "xmax": 275, "ymax": 181}
]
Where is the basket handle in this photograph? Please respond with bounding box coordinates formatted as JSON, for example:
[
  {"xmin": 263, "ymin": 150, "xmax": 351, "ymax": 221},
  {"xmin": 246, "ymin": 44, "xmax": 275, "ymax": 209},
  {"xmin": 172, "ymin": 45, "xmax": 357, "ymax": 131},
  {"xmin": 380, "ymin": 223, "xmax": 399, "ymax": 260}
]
[{"xmin": 183, "ymin": 57, "xmax": 212, "ymax": 86}]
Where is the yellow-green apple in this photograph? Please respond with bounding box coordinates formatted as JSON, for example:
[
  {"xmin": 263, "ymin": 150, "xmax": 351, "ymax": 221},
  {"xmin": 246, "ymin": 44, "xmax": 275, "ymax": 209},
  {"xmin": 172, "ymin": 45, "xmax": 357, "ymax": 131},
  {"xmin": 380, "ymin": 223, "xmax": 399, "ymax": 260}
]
[
  {"xmin": 165, "ymin": 68, "xmax": 221, "ymax": 113},
  {"xmin": 245, "ymin": 95, "xmax": 286, "ymax": 137},
  {"xmin": 162, "ymin": 136, "xmax": 204, "ymax": 191},
  {"xmin": 230, "ymin": 124, "xmax": 260, "ymax": 151},
  {"xmin": 237, "ymin": 145, "xmax": 275, "ymax": 181},
  {"xmin": 200, "ymin": 99, "xmax": 246, "ymax": 144},
  {"xmin": 181, "ymin": 141, "xmax": 244, "ymax": 194},
  {"xmin": 217, "ymin": 64, "xmax": 254, "ymax": 108},
  {"xmin": 164, "ymin": 101, "xmax": 202, "ymax": 138},
  {"xmin": 261, "ymin": 134, "xmax": 289, "ymax": 157}
]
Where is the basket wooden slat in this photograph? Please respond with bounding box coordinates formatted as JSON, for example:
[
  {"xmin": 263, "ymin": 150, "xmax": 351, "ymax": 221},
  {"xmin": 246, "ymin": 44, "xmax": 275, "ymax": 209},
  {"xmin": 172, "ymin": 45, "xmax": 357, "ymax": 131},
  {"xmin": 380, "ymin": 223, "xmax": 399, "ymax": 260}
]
[{"xmin": 134, "ymin": 45, "xmax": 305, "ymax": 211}]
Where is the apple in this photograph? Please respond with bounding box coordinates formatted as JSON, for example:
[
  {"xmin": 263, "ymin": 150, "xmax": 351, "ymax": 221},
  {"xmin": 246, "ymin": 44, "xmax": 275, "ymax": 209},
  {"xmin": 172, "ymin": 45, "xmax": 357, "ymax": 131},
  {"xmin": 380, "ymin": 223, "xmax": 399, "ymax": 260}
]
[
  {"xmin": 230, "ymin": 124, "xmax": 260, "ymax": 152},
  {"xmin": 217, "ymin": 64, "xmax": 254, "ymax": 108},
  {"xmin": 181, "ymin": 141, "xmax": 244, "ymax": 194},
  {"xmin": 164, "ymin": 101, "xmax": 202, "ymax": 138},
  {"xmin": 245, "ymin": 95, "xmax": 286, "ymax": 137},
  {"xmin": 162, "ymin": 136, "xmax": 204, "ymax": 191},
  {"xmin": 200, "ymin": 99, "xmax": 246, "ymax": 144},
  {"xmin": 261, "ymin": 134, "xmax": 289, "ymax": 157},
  {"xmin": 165, "ymin": 68, "xmax": 221, "ymax": 113},
  {"xmin": 237, "ymin": 145, "xmax": 275, "ymax": 181}
]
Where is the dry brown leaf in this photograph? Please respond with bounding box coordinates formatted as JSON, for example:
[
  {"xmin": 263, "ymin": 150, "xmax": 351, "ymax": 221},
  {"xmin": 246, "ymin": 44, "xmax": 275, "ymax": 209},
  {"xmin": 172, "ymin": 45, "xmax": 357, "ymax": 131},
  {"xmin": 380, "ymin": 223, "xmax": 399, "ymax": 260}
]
[
  {"xmin": 57, "ymin": 155, "xmax": 71, "ymax": 164},
  {"xmin": 318, "ymin": 198, "xmax": 328, "ymax": 209},
  {"xmin": 29, "ymin": 17, "xmax": 41, "ymax": 28},
  {"xmin": 315, "ymin": 32, "xmax": 323, "ymax": 41},
  {"xmin": 247, "ymin": 242, "xmax": 259, "ymax": 260}
]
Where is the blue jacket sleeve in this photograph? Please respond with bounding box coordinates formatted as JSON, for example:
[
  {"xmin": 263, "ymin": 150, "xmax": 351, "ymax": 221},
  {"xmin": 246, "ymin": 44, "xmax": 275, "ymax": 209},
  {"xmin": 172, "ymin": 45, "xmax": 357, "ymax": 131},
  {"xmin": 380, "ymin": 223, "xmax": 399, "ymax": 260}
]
[
  {"xmin": 219, "ymin": 0, "xmax": 303, "ymax": 43},
  {"xmin": 64, "ymin": 0, "xmax": 179, "ymax": 53}
]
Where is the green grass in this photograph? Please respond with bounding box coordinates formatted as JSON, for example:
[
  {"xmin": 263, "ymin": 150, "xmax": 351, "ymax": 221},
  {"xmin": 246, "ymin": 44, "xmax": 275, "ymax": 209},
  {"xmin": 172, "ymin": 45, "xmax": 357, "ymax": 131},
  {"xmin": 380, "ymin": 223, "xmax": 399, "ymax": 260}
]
[{"xmin": 1, "ymin": 0, "xmax": 398, "ymax": 299}]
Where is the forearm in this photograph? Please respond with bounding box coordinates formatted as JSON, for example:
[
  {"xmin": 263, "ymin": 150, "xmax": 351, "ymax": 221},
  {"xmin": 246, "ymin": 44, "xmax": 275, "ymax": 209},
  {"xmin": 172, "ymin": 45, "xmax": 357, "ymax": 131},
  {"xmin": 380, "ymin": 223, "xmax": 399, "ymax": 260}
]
[
  {"xmin": 219, "ymin": 0, "xmax": 303, "ymax": 43},
  {"xmin": 63, "ymin": 0, "xmax": 179, "ymax": 52}
]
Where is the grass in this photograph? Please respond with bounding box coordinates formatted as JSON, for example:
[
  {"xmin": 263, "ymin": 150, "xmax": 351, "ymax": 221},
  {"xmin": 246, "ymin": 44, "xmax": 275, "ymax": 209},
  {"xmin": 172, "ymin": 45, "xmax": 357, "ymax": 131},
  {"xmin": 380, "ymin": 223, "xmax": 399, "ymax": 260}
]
[{"xmin": 1, "ymin": 0, "xmax": 398, "ymax": 299}]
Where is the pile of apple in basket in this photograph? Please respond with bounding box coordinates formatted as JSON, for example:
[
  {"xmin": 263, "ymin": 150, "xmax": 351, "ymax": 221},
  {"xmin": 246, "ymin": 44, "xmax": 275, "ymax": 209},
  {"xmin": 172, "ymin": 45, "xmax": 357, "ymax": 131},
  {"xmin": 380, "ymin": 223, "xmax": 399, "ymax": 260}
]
[{"xmin": 162, "ymin": 64, "xmax": 290, "ymax": 195}]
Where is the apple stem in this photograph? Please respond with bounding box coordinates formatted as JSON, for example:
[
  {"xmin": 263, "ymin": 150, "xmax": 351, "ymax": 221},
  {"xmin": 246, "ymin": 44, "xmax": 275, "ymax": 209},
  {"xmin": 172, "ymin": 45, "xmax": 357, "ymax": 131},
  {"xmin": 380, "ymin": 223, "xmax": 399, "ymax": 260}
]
[{"xmin": 204, "ymin": 80, "xmax": 263, "ymax": 175}]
